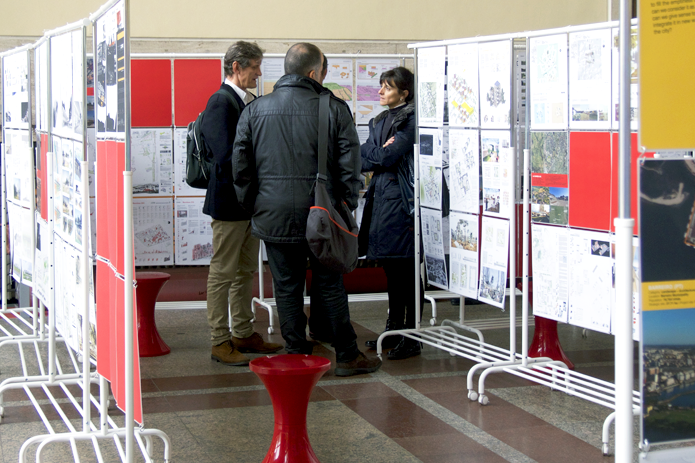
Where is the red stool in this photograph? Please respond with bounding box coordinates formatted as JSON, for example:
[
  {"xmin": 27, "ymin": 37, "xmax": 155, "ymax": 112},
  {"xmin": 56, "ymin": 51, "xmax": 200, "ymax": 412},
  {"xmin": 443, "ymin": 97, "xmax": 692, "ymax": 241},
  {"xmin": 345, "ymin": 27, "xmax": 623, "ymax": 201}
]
[
  {"xmin": 250, "ymin": 354, "xmax": 331, "ymax": 463},
  {"xmin": 135, "ymin": 272, "xmax": 171, "ymax": 357}
]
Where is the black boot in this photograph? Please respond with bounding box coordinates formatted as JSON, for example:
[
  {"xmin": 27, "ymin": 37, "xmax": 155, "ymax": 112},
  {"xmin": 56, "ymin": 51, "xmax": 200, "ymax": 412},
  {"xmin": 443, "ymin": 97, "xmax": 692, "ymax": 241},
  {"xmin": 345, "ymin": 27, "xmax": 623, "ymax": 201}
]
[
  {"xmin": 387, "ymin": 337, "xmax": 421, "ymax": 360},
  {"xmin": 365, "ymin": 318, "xmax": 402, "ymax": 350}
]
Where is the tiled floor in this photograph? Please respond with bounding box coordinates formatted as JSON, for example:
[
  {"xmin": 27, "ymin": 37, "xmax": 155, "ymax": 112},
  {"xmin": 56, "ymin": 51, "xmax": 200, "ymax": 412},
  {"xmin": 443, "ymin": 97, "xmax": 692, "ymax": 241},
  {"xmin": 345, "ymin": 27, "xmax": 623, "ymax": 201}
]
[{"xmin": 0, "ymin": 297, "xmax": 653, "ymax": 462}]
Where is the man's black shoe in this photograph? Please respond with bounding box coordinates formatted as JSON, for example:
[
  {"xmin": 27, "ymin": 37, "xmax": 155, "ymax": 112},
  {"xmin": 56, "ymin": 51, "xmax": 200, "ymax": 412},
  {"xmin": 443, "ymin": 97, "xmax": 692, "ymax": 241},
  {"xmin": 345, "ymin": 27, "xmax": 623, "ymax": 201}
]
[{"xmin": 387, "ymin": 337, "xmax": 421, "ymax": 360}]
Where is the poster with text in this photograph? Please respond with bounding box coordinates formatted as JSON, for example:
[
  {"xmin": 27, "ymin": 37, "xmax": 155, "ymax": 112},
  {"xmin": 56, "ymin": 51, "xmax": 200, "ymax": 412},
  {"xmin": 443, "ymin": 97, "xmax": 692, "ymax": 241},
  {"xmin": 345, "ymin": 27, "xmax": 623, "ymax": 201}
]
[
  {"xmin": 530, "ymin": 34, "xmax": 568, "ymax": 130},
  {"xmin": 421, "ymin": 207, "xmax": 448, "ymax": 290},
  {"xmin": 449, "ymin": 128, "xmax": 480, "ymax": 214},
  {"xmin": 611, "ymin": 27, "xmax": 639, "ymax": 131},
  {"xmin": 51, "ymin": 29, "xmax": 84, "ymax": 140},
  {"xmin": 54, "ymin": 235, "xmax": 84, "ymax": 352},
  {"xmin": 2, "ymin": 50, "xmax": 29, "ymax": 129},
  {"xmin": 480, "ymin": 131, "xmax": 513, "ymax": 219},
  {"xmin": 35, "ymin": 41, "xmax": 48, "ymax": 132},
  {"xmin": 448, "ymin": 43, "xmax": 479, "ymax": 128},
  {"xmin": 419, "ymin": 128, "xmax": 444, "ymax": 210},
  {"xmin": 7, "ymin": 203, "xmax": 34, "ymax": 286},
  {"xmin": 133, "ymin": 197, "xmax": 174, "ymax": 266},
  {"xmin": 531, "ymin": 224, "xmax": 569, "ymax": 322},
  {"xmin": 131, "ymin": 128, "xmax": 173, "ymax": 195},
  {"xmin": 324, "ymin": 58, "xmax": 353, "ymax": 111},
  {"xmin": 173, "ymin": 127, "xmax": 204, "ymax": 196},
  {"xmin": 34, "ymin": 215, "xmax": 50, "ymax": 305},
  {"xmin": 95, "ymin": 0, "xmax": 125, "ymax": 135},
  {"xmin": 417, "ymin": 46, "xmax": 446, "ymax": 126},
  {"xmin": 478, "ymin": 216, "xmax": 509, "ymax": 309},
  {"xmin": 479, "ymin": 40, "xmax": 511, "ymax": 129},
  {"xmin": 569, "ymin": 28, "xmax": 611, "ymax": 130},
  {"xmin": 175, "ymin": 197, "xmax": 213, "ymax": 265},
  {"xmin": 449, "ymin": 211, "xmax": 479, "ymax": 298},
  {"xmin": 4, "ymin": 129, "xmax": 34, "ymax": 208},
  {"xmin": 355, "ymin": 58, "xmax": 400, "ymax": 124},
  {"xmin": 531, "ymin": 131, "xmax": 569, "ymax": 225},
  {"xmin": 260, "ymin": 57, "xmax": 284, "ymax": 95}
]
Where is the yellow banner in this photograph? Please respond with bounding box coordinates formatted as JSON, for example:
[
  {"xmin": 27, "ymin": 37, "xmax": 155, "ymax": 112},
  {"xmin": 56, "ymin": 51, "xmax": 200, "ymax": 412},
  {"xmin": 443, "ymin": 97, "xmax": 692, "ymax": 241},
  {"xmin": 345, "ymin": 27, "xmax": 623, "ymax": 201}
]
[
  {"xmin": 639, "ymin": 0, "xmax": 695, "ymax": 150},
  {"xmin": 642, "ymin": 279, "xmax": 695, "ymax": 311}
]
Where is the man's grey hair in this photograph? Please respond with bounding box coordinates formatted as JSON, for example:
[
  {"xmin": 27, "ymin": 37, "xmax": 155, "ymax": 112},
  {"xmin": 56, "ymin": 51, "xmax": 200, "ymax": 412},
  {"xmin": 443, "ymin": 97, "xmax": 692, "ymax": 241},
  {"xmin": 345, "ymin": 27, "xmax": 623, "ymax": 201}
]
[
  {"xmin": 284, "ymin": 43, "xmax": 323, "ymax": 77},
  {"xmin": 224, "ymin": 41, "xmax": 263, "ymax": 77}
]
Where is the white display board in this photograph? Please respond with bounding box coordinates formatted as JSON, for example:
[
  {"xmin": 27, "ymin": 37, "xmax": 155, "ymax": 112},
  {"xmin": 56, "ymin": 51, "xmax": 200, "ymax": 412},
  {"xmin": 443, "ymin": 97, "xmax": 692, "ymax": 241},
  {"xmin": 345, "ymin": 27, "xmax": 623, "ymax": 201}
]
[
  {"xmin": 448, "ymin": 43, "xmax": 480, "ymax": 128},
  {"xmin": 418, "ymin": 128, "xmax": 444, "ymax": 210},
  {"xmin": 421, "ymin": 207, "xmax": 448, "ymax": 290},
  {"xmin": 175, "ymin": 197, "xmax": 213, "ymax": 265},
  {"xmin": 568, "ymin": 28, "xmax": 612, "ymax": 130},
  {"xmin": 131, "ymin": 128, "xmax": 173, "ymax": 195},
  {"xmin": 3, "ymin": 129, "xmax": 34, "ymax": 208},
  {"xmin": 530, "ymin": 223, "xmax": 569, "ymax": 322},
  {"xmin": 529, "ymin": 34, "xmax": 568, "ymax": 130},
  {"xmin": 478, "ymin": 215, "xmax": 509, "ymax": 309},
  {"xmin": 2, "ymin": 50, "xmax": 29, "ymax": 129},
  {"xmin": 324, "ymin": 58, "xmax": 354, "ymax": 111},
  {"xmin": 51, "ymin": 29, "xmax": 84, "ymax": 140},
  {"xmin": 354, "ymin": 58, "xmax": 400, "ymax": 124},
  {"xmin": 481, "ymin": 132, "xmax": 514, "ymax": 219},
  {"xmin": 417, "ymin": 46, "xmax": 446, "ymax": 127},
  {"xmin": 173, "ymin": 127, "xmax": 204, "ymax": 197},
  {"xmin": 448, "ymin": 128, "xmax": 480, "ymax": 214},
  {"xmin": 133, "ymin": 197, "xmax": 174, "ymax": 266},
  {"xmin": 449, "ymin": 211, "xmax": 479, "ymax": 298},
  {"xmin": 479, "ymin": 40, "xmax": 511, "ymax": 129}
]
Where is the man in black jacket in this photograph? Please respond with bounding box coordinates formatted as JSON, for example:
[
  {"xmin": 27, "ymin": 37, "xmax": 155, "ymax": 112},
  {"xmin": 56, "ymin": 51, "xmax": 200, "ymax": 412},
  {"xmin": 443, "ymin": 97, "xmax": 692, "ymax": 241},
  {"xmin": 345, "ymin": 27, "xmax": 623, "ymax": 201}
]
[
  {"xmin": 232, "ymin": 43, "xmax": 381, "ymax": 376},
  {"xmin": 201, "ymin": 41, "xmax": 282, "ymax": 366}
]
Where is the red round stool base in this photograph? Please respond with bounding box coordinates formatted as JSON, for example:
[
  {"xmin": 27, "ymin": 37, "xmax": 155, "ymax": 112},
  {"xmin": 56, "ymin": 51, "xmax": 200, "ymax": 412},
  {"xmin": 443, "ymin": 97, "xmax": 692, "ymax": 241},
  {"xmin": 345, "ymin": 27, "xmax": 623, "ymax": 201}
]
[
  {"xmin": 529, "ymin": 316, "xmax": 574, "ymax": 370},
  {"xmin": 135, "ymin": 272, "xmax": 171, "ymax": 357}
]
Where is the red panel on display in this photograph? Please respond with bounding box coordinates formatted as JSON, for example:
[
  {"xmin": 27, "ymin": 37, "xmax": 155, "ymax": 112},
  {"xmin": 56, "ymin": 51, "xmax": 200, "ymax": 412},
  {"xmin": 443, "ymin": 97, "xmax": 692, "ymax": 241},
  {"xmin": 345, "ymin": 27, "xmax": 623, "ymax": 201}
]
[
  {"xmin": 96, "ymin": 141, "xmax": 110, "ymax": 261},
  {"xmin": 531, "ymin": 173, "xmax": 568, "ymax": 188},
  {"xmin": 568, "ymin": 132, "xmax": 612, "ymax": 231},
  {"xmin": 173, "ymin": 59, "xmax": 222, "ymax": 126},
  {"xmin": 131, "ymin": 60, "xmax": 172, "ymax": 127}
]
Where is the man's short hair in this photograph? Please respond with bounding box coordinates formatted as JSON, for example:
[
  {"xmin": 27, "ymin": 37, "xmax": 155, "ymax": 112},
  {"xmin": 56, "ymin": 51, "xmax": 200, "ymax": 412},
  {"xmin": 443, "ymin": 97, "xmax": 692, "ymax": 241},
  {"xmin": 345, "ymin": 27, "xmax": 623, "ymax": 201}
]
[
  {"xmin": 224, "ymin": 41, "xmax": 264, "ymax": 77},
  {"xmin": 284, "ymin": 43, "xmax": 323, "ymax": 77}
]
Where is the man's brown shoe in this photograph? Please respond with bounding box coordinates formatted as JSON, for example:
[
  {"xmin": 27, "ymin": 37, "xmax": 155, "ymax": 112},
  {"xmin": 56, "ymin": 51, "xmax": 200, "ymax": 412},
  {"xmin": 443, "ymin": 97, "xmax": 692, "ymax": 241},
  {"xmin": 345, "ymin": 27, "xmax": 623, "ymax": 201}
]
[
  {"xmin": 334, "ymin": 352, "xmax": 382, "ymax": 377},
  {"xmin": 211, "ymin": 340, "xmax": 250, "ymax": 366},
  {"xmin": 232, "ymin": 332, "xmax": 283, "ymax": 354}
]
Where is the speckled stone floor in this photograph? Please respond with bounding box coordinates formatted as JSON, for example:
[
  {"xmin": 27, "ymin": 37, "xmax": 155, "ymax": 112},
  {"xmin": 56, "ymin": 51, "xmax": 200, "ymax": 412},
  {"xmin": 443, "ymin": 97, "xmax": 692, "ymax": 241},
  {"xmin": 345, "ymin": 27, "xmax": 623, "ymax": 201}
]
[{"xmin": 0, "ymin": 291, "xmax": 685, "ymax": 462}]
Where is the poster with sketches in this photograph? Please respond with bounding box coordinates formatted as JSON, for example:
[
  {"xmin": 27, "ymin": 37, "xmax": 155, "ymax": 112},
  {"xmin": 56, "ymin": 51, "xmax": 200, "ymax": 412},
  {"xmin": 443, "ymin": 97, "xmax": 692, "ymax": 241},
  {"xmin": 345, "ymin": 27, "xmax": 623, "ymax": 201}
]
[
  {"xmin": 449, "ymin": 128, "xmax": 480, "ymax": 214},
  {"xmin": 175, "ymin": 197, "xmax": 213, "ymax": 265},
  {"xmin": 530, "ymin": 131, "xmax": 569, "ymax": 225},
  {"xmin": 51, "ymin": 29, "xmax": 84, "ymax": 139},
  {"xmin": 611, "ymin": 27, "xmax": 639, "ymax": 131},
  {"xmin": 417, "ymin": 46, "xmax": 446, "ymax": 126},
  {"xmin": 260, "ymin": 57, "xmax": 284, "ymax": 95},
  {"xmin": 35, "ymin": 41, "xmax": 49, "ymax": 132},
  {"xmin": 530, "ymin": 34, "xmax": 568, "ymax": 130},
  {"xmin": 449, "ymin": 211, "xmax": 479, "ymax": 298},
  {"xmin": 95, "ymin": 0, "xmax": 125, "ymax": 135},
  {"xmin": 531, "ymin": 224, "xmax": 569, "ymax": 322},
  {"xmin": 7, "ymin": 203, "xmax": 34, "ymax": 286},
  {"xmin": 419, "ymin": 128, "xmax": 444, "ymax": 210},
  {"xmin": 131, "ymin": 128, "xmax": 173, "ymax": 195},
  {"xmin": 478, "ymin": 216, "xmax": 509, "ymax": 309},
  {"xmin": 2, "ymin": 50, "xmax": 29, "ymax": 129},
  {"xmin": 421, "ymin": 207, "xmax": 448, "ymax": 290},
  {"xmin": 133, "ymin": 198, "xmax": 174, "ymax": 266},
  {"xmin": 173, "ymin": 128, "xmax": 203, "ymax": 196},
  {"xmin": 52, "ymin": 137, "xmax": 86, "ymax": 248},
  {"xmin": 479, "ymin": 40, "xmax": 511, "ymax": 129},
  {"xmin": 448, "ymin": 43, "xmax": 479, "ymax": 127},
  {"xmin": 355, "ymin": 58, "xmax": 400, "ymax": 124},
  {"xmin": 569, "ymin": 29, "xmax": 611, "ymax": 130},
  {"xmin": 324, "ymin": 58, "xmax": 353, "ymax": 110},
  {"xmin": 34, "ymin": 215, "xmax": 50, "ymax": 305},
  {"xmin": 480, "ymin": 131, "xmax": 513, "ymax": 219},
  {"xmin": 567, "ymin": 228, "xmax": 612, "ymax": 333},
  {"xmin": 4, "ymin": 129, "xmax": 33, "ymax": 208}
]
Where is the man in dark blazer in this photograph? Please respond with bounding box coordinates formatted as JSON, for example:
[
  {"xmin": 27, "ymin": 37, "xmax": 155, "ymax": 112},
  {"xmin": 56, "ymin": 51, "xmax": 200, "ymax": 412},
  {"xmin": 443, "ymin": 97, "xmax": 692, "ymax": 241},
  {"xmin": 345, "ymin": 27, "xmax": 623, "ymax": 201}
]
[{"xmin": 201, "ymin": 41, "xmax": 282, "ymax": 366}]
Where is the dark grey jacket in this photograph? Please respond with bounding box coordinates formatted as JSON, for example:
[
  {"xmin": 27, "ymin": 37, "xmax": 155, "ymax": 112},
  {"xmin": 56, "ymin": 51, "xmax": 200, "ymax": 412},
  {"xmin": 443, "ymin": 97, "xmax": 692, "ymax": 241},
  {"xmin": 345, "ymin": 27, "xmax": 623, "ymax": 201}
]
[{"xmin": 232, "ymin": 74, "xmax": 361, "ymax": 243}]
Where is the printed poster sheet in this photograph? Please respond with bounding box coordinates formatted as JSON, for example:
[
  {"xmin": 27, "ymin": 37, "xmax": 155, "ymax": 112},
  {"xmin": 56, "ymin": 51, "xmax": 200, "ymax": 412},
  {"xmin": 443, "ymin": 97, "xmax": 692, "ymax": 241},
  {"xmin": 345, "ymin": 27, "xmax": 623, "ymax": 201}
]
[
  {"xmin": 260, "ymin": 57, "xmax": 284, "ymax": 95},
  {"xmin": 51, "ymin": 29, "xmax": 84, "ymax": 140},
  {"xmin": 531, "ymin": 131, "xmax": 569, "ymax": 225},
  {"xmin": 567, "ymin": 228, "xmax": 612, "ymax": 333},
  {"xmin": 95, "ymin": 0, "xmax": 125, "ymax": 135},
  {"xmin": 611, "ymin": 27, "xmax": 639, "ymax": 131},
  {"xmin": 448, "ymin": 43, "xmax": 479, "ymax": 128},
  {"xmin": 417, "ymin": 46, "xmax": 446, "ymax": 127},
  {"xmin": 324, "ymin": 58, "xmax": 353, "ymax": 111},
  {"xmin": 418, "ymin": 128, "xmax": 443, "ymax": 210},
  {"xmin": 531, "ymin": 224, "xmax": 569, "ymax": 322},
  {"xmin": 530, "ymin": 34, "xmax": 568, "ymax": 130},
  {"xmin": 2, "ymin": 50, "xmax": 29, "ymax": 129},
  {"xmin": 421, "ymin": 207, "xmax": 448, "ymax": 290},
  {"xmin": 355, "ymin": 58, "xmax": 400, "ymax": 124},
  {"xmin": 478, "ymin": 216, "xmax": 509, "ymax": 309},
  {"xmin": 52, "ymin": 137, "xmax": 87, "ymax": 248},
  {"xmin": 175, "ymin": 197, "xmax": 213, "ymax": 265},
  {"xmin": 133, "ymin": 197, "xmax": 174, "ymax": 266},
  {"xmin": 480, "ymin": 131, "xmax": 513, "ymax": 219},
  {"xmin": 7, "ymin": 202, "xmax": 34, "ymax": 286},
  {"xmin": 569, "ymin": 29, "xmax": 612, "ymax": 130},
  {"xmin": 610, "ymin": 237, "xmax": 640, "ymax": 342},
  {"xmin": 131, "ymin": 128, "xmax": 173, "ymax": 195},
  {"xmin": 34, "ymin": 215, "xmax": 50, "ymax": 305},
  {"xmin": 449, "ymin": 211, "xmax": 479, "ymax": 298},
  {"xmin": 479, "ymin": 40, "xmax": 511, "ymax": 129},
  {"xmin": 449, "ymin": 128, "xmax": 480, "ymax": 214},
  {"xmin": 35, "ymin": 42, "xmax": 48, "ymax": 132},
  {"xmin": 173, "ymin": 127, "xmax": 204, "ymax": 196},
  {"xmin": 4, "ymin": 129, "xmax": 34, "ymax": 208}
]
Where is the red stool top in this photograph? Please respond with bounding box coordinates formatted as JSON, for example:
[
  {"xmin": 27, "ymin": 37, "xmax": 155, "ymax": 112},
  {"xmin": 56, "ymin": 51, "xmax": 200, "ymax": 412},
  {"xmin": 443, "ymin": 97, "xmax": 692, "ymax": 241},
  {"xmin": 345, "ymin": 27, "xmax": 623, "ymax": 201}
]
[
  {"xmin": 135, "ymin": 271, "xmax": 171, "ymax": 281},
  {"xmin": 250, "ymin": 354, "xmax": 331, "ymax": 376}
]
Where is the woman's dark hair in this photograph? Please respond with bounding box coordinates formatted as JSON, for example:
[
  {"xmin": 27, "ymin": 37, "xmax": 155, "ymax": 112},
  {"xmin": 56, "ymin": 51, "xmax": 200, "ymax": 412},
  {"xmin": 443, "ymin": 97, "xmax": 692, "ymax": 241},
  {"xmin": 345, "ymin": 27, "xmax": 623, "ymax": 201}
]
[{"xmin": 379, "ymin": 66, "xmax": 414, "ymax": 103}]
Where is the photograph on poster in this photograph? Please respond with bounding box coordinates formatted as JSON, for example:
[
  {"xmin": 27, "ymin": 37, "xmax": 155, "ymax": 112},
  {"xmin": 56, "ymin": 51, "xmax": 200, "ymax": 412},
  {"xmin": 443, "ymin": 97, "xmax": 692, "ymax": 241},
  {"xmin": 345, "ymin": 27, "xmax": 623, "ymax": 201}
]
[
  {"xmin": 531, "ymin": 224, "xmax": 569, "ymax": 322},
  {"xmin": 531, "ymin": 131, "xmax": 568, "ymax": 175},
  {"xmin": 449, "ymin": 129, "xmax": 479, "ymax": 214},
  {"xmin": 448, "ymin": 43, "xmax": 479, "ymax": 127},
  {"xmin": 479, "ymin": 266, "xmax": 505, "ymax": 304}
]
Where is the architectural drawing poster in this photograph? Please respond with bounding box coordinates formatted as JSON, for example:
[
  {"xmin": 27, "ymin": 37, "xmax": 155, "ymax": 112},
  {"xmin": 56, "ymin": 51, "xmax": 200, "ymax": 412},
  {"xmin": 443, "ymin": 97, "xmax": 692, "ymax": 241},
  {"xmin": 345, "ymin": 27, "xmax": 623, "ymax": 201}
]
[
  {"xmin": 34, "ymin": 215, "xmax": 50, "ymax": 305},
  {"xmin": 4, "ymin": 128, "xmax": 34, "ymax": 208},
  {"xmin": 421, "ymin": 207, "xmax": 448, "ymax": 290},
  {"xmin": 449, "ymin": 128, "xmax": 480, "ymax": 214},
  {"xmin": 133, "ymin": 198, "xmax": 174, "ymax": 266},
  {"xmin": 35, "ymin": 41, "xmax": 48, "ymax": 132},
  {"xmin": 2, "ymin": 50, "xmax": 29, "ymax": 129},
  {"xmin": 260, "ymin": 57, "xmax": 284, "ymax": 95},
  {"xmin": 530, "ymin": 223, "xmax": 569, "ymax": 322},
  {"xmin": 569, "ymin": 28, "xmax": 611, "ymax": 130},
  {"xmin": 479, "ymin": 40, "xmax": 511, "ymax": 129},
  {"xmin": 324, "ymin": 58, "xmax": 353, "ymax": 111},
  {"xmin": 449, "ymin": 211, "xmax": 479, "ymax": 298},
  {"xmin": 51, "ymin": 29, "xmax": 84, "ymax": 140},
  {"xmin": 611, "ymin": 27, "xmax": 639, "ymax": 131},
  {"xmin": 95, "ymin": 0, "xmax": 125, "ymax": 135},
  {"xmin": 567, "ymin": 228, "xmax": 612, "ymax": 333},
  {"xmin": 447, "ymin": 43, "xmax": 479, "ymax": 127},
  {"xmin": 417, "ymin": 46, "xmax": 446, "ymax": 126},
  {"xmin": 52, "ymin": 137, "xmax": 87, "ymax": 248},
  {"xmin": 131, "ymin": 128, "xmax": 173, "ymax": 195},
  {"xmin": 173, "ymin": 127, "xmax": 203, "ymax": 197},
  {"xmin": 530, "ymin": 131, "xmax": 569, "ymax": 225},
  {"xmin": 478, "ymin": 216, "xmax": 509, "ymax": 309},
  {"xmin": 418, "ymin": 128, "xmax": 443, "ymax": 210},
  {"xmin": 7, "ymin": 202, "xmax": 33, "ymax": 286},
  {"xmin": 53, "ymin": 234, "xmax": 82, "ymax": 353},
  {"xmin": 175, "ymin": 197, "xmax": 213, "ymax": 265},
  {"xmin": 480, "ymin": 131, "xmax": 513, "ymax": 219},
  {"xmin": 529, "ymin": 33, "xmax": 568, "ymax": 130},
  {"xmin": 355, "ymin": 58, "xmax": 400, "ymax": 124}
]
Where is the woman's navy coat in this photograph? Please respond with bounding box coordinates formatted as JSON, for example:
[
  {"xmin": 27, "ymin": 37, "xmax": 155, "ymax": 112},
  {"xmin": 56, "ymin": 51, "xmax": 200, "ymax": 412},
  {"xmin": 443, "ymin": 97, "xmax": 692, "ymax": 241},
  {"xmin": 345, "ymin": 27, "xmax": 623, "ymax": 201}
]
[{"xmin": 360, "ymin": 103, "xmax": 415, "ymax": 259}]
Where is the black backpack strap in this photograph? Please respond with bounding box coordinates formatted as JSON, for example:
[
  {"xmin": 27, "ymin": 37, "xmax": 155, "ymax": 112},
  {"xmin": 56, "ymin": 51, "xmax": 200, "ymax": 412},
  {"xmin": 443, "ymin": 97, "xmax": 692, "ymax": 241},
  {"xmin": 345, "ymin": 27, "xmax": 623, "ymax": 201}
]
[{"xmin": 317, "ymin": 92, "xmax": 330, "ymax": 182}]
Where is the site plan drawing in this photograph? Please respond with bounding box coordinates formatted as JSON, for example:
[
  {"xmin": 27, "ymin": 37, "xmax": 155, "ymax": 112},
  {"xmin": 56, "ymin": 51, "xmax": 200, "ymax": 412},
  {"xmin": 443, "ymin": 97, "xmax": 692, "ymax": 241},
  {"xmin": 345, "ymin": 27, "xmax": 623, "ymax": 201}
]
[
  {"xmin": 531, "ymin": 224, "xmax": 569, "ymax": 322},
  {"xmin": 530, "ymin": 33, "xmax": 568, "ymax": 130},
  {"xmin": 569, "ymin": 28, "xmax": 612, "ymax": 130}
]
